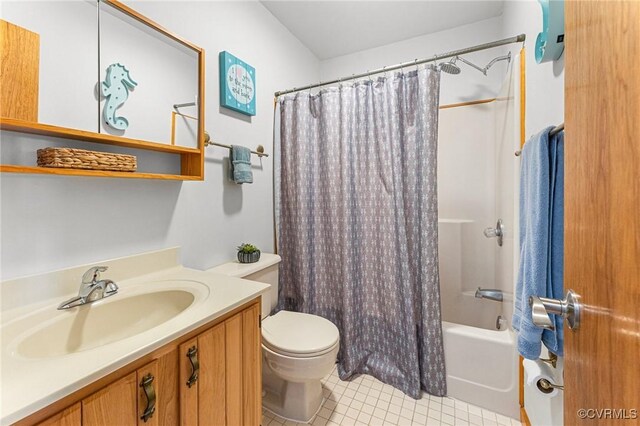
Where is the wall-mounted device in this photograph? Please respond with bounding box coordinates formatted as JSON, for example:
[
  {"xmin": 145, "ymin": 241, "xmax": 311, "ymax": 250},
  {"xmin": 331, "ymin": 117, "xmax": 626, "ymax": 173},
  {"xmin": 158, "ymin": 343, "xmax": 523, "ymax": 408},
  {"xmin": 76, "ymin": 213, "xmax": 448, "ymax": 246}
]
[{"xmin": 535, "ymin": 0, "xmax": 565, "ymax": 63}]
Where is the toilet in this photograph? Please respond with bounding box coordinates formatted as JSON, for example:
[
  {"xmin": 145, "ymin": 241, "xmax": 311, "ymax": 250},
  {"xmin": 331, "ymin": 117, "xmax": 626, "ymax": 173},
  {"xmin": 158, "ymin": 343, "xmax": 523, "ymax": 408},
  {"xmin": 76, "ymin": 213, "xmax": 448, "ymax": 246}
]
[{"xmin": 208, "ymin": 253, "xmax": 339, "ymax": 423}]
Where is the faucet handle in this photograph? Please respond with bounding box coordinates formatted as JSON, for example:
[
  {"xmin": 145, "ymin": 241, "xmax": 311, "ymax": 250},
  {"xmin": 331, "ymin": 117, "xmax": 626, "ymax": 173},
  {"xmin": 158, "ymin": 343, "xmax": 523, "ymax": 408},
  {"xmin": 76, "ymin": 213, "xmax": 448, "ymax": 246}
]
[
  {"xmin": 483, "ymin": 219, "xmax": 504, "ymax": 246},
  {"xmin": 82, "ymin": 266, "xmax": 109, "ymax": 284}
]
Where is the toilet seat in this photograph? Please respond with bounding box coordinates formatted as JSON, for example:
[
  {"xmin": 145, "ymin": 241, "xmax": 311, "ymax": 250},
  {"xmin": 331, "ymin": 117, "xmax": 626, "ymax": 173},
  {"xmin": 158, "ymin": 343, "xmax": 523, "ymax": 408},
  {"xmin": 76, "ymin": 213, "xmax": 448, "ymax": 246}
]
[{"xmin": 262, "ymin": 311, "xmax": 339, "ymax": 358}]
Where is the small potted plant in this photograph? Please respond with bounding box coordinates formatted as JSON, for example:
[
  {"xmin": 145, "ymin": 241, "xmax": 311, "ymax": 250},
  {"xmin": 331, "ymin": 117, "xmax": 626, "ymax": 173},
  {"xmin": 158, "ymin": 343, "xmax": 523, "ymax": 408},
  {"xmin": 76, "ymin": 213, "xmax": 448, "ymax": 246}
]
[{"xmin": 237, "ymin": 243, "xmax": 261, "ymax": 264}]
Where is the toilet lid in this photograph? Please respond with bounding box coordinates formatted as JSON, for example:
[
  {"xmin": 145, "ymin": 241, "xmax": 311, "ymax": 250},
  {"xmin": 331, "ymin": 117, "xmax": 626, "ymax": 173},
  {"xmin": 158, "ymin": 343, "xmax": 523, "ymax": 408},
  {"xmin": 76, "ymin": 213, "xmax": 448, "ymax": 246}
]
[{"xmin": 262, "ymin": 311, "xmax": 339, "ymax": 357}]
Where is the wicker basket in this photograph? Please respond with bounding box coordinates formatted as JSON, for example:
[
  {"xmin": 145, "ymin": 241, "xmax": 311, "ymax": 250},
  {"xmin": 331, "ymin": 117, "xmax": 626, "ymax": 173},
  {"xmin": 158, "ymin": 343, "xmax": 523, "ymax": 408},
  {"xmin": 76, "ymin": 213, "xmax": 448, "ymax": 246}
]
[{"xmin": 37, "ymin": 147, "xmax": 137, "ymax": 172}]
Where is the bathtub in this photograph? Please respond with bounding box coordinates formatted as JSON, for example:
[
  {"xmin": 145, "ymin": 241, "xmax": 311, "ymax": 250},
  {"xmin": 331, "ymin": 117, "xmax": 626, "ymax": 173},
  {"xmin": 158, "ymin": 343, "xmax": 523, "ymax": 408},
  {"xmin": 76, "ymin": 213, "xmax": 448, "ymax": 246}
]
[{"xmin": 442, "ymin": 317, "xmax": 519, "ymax": 419}]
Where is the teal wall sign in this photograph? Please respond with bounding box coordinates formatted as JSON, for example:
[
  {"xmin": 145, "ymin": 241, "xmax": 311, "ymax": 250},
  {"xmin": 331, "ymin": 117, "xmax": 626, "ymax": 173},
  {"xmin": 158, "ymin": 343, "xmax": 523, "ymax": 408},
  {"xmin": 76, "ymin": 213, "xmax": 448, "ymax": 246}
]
[
  {"xmin": 535, "ymin": 0, "xmax": 565, "ymax": 63},
  {"xmin": 219, "ymin": 51, "xmax": 256, "ymax": 116},
  {"xmin": 101, "ymin": 63, "xmax": 137, "ymax": 130}
]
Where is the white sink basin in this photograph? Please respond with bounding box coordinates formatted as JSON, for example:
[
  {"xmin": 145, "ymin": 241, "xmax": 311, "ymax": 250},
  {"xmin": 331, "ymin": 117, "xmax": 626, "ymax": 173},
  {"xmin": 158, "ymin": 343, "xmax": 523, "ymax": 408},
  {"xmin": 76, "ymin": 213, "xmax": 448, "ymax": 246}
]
[{"xmin": 5, "ymin": 280, "xmax": 207, "ymax": 359}]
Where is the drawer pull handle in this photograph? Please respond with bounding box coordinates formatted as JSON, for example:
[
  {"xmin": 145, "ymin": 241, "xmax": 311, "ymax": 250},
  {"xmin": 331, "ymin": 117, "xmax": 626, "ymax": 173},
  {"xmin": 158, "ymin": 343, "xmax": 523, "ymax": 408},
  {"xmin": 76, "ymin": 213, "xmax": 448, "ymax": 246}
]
[
  {"xmin": 186, "ymin": 346, "xmax": 199, "ymax": 388},
  {"xmin": 140, "ymin": 373, "xmax": 156, "ymax": 422}
]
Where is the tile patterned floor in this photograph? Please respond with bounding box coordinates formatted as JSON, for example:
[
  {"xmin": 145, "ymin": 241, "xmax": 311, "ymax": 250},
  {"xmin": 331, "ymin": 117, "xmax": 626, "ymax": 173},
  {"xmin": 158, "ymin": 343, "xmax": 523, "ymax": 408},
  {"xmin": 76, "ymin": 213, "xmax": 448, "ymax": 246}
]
[{"xmin": 262, "ymin": 366, "xmax": 521, "ymax": 426}]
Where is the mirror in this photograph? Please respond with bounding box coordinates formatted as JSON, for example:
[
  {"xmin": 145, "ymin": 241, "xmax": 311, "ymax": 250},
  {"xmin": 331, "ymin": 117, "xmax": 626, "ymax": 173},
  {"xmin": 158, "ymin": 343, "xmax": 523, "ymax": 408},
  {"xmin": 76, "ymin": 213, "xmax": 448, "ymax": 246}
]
[
  {"xmin": 98, "ymin": 1, "xmax": 200, "ymax": 148},
  {"xmin": 1, "ymin": 1, "xmax": 99, "ymax": 132},
  {"xmin": 1, "ymin": 0, "xmax": 201, "ymax": 149}
]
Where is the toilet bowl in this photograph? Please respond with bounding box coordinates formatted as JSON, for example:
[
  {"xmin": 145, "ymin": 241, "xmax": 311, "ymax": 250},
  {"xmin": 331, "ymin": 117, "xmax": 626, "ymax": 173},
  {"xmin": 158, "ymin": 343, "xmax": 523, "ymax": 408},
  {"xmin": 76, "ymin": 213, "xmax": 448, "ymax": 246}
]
[
  {"xmin": 207, "ymin": 254, "xmax": 340, "ymax": 423},
  {"xmin": 262, "ymin": 310, "xmax": 339, "ymax": 421}
]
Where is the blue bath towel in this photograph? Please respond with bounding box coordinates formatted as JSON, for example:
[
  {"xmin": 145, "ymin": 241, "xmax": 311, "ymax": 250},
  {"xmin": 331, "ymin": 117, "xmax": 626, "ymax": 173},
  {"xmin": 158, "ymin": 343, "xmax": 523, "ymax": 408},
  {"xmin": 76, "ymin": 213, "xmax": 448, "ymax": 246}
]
[
  {"xmin": 229, "ymin": 145, "xmax": 253, "ymax": 184},
  {"xmin": 512, "ymin": 127, "xmax": 564, "ymax": 359}
]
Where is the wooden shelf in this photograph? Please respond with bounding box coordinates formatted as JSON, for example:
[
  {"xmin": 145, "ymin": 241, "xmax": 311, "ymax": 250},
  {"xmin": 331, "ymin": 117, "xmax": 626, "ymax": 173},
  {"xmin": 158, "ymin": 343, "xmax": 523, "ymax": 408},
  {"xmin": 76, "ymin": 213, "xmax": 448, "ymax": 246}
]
[
  {"xmin": 0, "ymin": 118, "xmax": 201, "ymax": 155},
  {"xmin": 0, "ymin": 164, "xmax": 201, "ymax": 180}
]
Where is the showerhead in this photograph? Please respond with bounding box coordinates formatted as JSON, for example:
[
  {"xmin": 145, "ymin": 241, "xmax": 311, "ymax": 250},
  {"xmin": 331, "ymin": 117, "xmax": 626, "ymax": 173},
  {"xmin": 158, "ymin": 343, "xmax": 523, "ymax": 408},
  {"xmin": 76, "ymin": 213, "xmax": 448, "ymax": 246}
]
[{"xmin": 440, "ymin": 58, "xmax": 461, "ymax": 75}]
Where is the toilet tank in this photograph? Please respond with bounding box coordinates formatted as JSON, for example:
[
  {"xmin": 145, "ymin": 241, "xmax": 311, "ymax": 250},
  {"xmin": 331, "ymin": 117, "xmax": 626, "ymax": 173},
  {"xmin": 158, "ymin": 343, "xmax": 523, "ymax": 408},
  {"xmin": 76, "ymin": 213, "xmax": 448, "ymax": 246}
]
[{"xmin": 207, "ymin": 253, "xmax": 281, "ymax": 319}]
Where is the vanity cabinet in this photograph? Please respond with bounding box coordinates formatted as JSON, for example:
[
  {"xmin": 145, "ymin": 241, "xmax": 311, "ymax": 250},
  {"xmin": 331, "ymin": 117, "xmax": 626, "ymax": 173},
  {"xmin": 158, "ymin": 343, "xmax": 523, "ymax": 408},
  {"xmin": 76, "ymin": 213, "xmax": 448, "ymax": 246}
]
[
  {"xmin": 26, "ymin": 299, "xmax": 261, "ymax": 426},
  {"xmin": 180, "ymin": 304, "xmax": 262, "ymax": 426}
]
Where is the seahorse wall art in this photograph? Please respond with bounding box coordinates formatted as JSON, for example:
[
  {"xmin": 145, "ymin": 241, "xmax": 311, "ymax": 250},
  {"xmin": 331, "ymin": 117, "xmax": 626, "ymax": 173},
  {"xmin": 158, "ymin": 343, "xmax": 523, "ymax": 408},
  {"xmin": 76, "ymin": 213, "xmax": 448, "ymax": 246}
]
[{"xmin": 101, "ymin": 63, "xmax": 137, "ymax": 131}]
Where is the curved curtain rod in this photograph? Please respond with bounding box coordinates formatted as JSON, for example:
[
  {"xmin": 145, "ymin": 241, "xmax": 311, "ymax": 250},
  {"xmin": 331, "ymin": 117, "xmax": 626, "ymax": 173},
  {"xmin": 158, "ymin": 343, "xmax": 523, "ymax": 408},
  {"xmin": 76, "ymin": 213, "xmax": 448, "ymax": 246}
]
[{"xmin": 274, "ymin": 34, "xmax": 526, "ymax": 97}]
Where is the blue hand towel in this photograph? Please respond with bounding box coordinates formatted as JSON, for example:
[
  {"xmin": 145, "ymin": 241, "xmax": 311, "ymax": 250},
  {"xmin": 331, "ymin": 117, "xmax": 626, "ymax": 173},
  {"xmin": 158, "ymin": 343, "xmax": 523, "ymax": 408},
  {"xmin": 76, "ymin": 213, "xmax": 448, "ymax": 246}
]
[
  {"xmin": 229, "ymin": 145, "xmax": 253, "ymax": 184},
  {"xmin": 544, "ymin": 129, "xmax": 564, "ymax": 355},
  {"xmin": 512, "ymin": 127, "xmax": 564, "ymax": 359}
]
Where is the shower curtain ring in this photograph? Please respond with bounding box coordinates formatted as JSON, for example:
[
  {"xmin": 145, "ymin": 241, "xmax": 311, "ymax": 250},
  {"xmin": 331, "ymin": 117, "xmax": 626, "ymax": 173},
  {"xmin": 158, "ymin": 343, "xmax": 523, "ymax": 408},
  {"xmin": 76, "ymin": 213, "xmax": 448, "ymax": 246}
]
[{"xmin": 431, "ymin": 55, "xmax": 439, "ymax": 71}]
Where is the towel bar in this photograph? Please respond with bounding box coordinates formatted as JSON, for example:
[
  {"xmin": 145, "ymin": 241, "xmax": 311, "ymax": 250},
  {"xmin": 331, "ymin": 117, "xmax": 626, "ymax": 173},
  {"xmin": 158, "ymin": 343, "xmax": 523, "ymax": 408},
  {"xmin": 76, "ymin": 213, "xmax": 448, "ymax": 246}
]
[
  {"xmin": 515, "ymin": 123, "xmax": 564, "ymax": 157},
  {"xmin": 203, "ymin": 131, "xmax": 269, "ymax": 158}
]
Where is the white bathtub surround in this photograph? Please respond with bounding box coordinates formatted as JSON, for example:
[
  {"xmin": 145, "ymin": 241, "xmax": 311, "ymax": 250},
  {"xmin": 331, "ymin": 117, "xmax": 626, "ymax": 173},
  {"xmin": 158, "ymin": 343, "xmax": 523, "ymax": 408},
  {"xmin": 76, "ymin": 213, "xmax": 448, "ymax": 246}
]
[
  {"xmin": 0, "ymin": 248, "xmax": 270, "ymax": 425},
  {"xmin": 435, "ymin": 53, "xmax": 522, "ymax": 420},
  {"xmin": 263, "ymin": 365, "xmax": 522, "ymax": 426}
]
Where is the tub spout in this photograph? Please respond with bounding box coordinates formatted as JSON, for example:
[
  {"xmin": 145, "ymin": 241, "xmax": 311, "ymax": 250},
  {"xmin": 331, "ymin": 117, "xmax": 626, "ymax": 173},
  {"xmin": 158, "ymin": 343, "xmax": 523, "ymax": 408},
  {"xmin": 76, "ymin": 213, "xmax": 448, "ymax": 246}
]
[{"xmin": 475, "ymin": 287, "xmax": 503, "ymax": 302}]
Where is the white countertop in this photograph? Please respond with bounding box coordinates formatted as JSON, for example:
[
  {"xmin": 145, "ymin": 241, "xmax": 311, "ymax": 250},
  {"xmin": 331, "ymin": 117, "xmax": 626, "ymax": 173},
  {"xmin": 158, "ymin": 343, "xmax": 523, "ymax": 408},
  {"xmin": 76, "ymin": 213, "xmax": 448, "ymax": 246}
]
[{"xmin": 0, "ymin": 249, "xmax": 270, "ymax": 425}]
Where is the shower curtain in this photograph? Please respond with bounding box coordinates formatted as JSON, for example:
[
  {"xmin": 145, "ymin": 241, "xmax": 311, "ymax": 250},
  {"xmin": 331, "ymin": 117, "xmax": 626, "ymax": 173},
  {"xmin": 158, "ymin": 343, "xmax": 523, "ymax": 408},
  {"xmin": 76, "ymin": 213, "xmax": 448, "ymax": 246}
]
[{"xmin": 275, "ymin": 68, "xmax": 446, "ymax": 398}]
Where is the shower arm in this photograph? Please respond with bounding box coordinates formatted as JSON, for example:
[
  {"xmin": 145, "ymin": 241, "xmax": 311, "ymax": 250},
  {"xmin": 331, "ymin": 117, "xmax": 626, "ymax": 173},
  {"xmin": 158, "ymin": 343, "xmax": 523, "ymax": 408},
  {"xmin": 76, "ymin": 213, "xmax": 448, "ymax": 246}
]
[
  {"xmin": 457, "ymin": 52, "xmax": 512, "ymax": 76},
  {"xmin": 456, "ymin": 56, "xmax": 489, "ymax": 75},
  {"xmin": 484, "ymin": 52, "xmax": 512, "ymax": 72}
]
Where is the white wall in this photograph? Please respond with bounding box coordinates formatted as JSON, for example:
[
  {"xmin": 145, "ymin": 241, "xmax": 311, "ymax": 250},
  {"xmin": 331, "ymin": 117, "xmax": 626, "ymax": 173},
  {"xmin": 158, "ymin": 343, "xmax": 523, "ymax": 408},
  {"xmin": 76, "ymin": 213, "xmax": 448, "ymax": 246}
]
[
  {"xmin": 320, "ymin": 16, "xmax": 507, "ymax": 105},
  {"xmin": 0, "ymin": 1, "xmax": 319, "ymax": 280}
]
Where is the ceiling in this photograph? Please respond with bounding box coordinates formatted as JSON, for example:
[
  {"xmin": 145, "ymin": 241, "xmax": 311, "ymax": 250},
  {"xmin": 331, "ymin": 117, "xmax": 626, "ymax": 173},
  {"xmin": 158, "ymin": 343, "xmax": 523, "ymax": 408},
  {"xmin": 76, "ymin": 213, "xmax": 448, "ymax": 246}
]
[{"xmin": 261, "ymin": 1, "xmax": 505, "ymax": 60}]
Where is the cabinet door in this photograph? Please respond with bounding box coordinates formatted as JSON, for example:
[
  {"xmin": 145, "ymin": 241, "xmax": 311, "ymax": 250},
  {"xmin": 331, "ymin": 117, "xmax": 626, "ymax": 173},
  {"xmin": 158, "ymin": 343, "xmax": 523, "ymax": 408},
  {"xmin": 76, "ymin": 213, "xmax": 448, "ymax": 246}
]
[
  {"xmin": 137, "ymin": 361, "xmax": 159, "ymax": 426},
  {"xmin": 179, "ymin": 338, "xmax": 199, "ymax": 426},
  {"xmin": 225, "ymin": 313, "xmax": 243, "ymax": 426},
  {"xmin": 156, "ymin": 349, "xmax": 180, "ymax": 426},
  {"xmin": 198, "ymin": 323, "xmax": 226, "ymax": 426},
  {"xmin": 83, "ymin": 372, "xmax": 137, "ymax": 426},
  {"xmin": 36, "ymin": 403, "xmax": 81, "ymax": 426},
  {"xmin": 242, "ymin": 304, "xmax": 262, "ymax": 426}
]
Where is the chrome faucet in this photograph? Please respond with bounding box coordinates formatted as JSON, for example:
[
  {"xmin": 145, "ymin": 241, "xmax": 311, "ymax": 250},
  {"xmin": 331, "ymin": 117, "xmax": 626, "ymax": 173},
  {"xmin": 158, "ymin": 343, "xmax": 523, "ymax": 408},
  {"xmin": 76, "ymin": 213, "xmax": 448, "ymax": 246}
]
[
  {"xmin": 475, "ymin": 287, "xmax": 503, "ymax": 302},
  {"xmin": 57, "ymin": 266, "xmax": 118, "ymax": 310}
]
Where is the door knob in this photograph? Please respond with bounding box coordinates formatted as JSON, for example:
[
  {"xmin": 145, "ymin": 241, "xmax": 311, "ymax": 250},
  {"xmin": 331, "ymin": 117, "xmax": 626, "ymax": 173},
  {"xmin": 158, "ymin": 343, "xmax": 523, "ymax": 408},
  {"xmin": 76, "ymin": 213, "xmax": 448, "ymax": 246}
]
[
  {"xmin": 529, "ymin": 289, "xmax": 581, "ymax": 330},
  {"xmin": 483, "ymin": 219, "xmax": 504, "ymax": 246}
]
